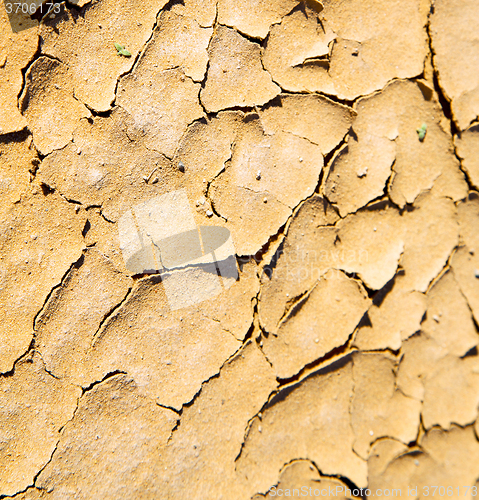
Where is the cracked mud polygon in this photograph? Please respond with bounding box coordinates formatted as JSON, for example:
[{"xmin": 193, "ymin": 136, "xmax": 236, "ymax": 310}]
[{"xmin": 1, "ymin": 0, "xmax": 479, "ymax": 498}]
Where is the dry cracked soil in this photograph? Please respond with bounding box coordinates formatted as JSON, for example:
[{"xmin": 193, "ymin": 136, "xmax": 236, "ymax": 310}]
[{"xmin": 1, "ymin": 0, "xmax": 479, "ymax": 498}]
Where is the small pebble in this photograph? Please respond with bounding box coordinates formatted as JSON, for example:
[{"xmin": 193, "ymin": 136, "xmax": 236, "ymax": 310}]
[
  {"xmin": 475, "ymin": 269, "xmax": 479, "ymax": 279},
  {"xmin": 433, "ymin": 315, "xmax": 440, "ymax": 322},
  {"xmin": 263, "ymin": 197, "xmax": 267, "ymax": 203},
  {"xmin": 258, "ymin": 425, "xmax": 262, "ymax": 433},
  {"xmin": 299, "ymin": 157, "xmax": 303, "ymax": 162},
  {"xmin": 206, "ymin": 210, "xmax": 213, "ymax": 217},
  {"xmin": 352, "ymin": 48, "xmax": 359, "ymax": 56},
  {"xmin": 414, "ymin": 460, "xmax": 420, "ymax": 466},
  {"xmin": 178, "ymin": 161, "xmax": 185, "ymax": 173},
  {"xmin": 256, "ymin": 171, "xmax": 261, "ymax": 180},
  {"xmin": 314, "ymin": 338, "xmax": 319, "ymax": 343},
  {"xmin": 357, "ymin": 167, "xmax": 368, "ymax": 178},
  {"xmin": 369, "ymin": 430, "xmax": 374, "ymax": 436}
]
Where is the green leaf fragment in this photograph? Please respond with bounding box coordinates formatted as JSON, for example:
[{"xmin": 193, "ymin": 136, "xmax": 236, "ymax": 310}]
[
  {"xmin": 114, "ymin": 43, "xmax": 131, "ymax": 57},
  {"xmin": 417, "ymin": 123, "xmax": 427, "ymax": 141}
]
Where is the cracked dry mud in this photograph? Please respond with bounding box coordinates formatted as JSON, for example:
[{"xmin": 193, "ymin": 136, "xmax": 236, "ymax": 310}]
[{"xmin": 0, "ymin": 0, "xmax": 478, "ymax": 498}]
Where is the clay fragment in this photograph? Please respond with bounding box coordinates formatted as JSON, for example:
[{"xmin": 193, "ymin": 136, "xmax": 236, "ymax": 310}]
[
  {"xmin": 263, "ymin": 1, "xmax": 428, "ymax": 100},
  {"xmin": 40, "ymin": 0, "xmax": 169, "ymax": 112},
  {"xmin": 36, "ymin": 374, "xmax": 178, "ymax": 499},
  {"xmin": 20, "ymin": 56, "xmax": 90, "ymax": 155},
  {"xmin": 236, "ymin": 358, "xmax": 368, "ymax": 491},
  {"xmin": 351, "ymin": 352, "xmax": 421, "ymax": 459},
  {"xmin": 200, "ymin": 26, "xmax": 280, "ymax": 112},
  {"xmin": 253, "ymin": 460, "xmax": 354, "ymax": 499},
  {"xmin": 259, "ymin": 94, "xmax": 356, "ymax": 156},
  {"xmin": 0, "ymin": 190, "xmax": 85, "ymax": 374},
  {"xmin": 0, "ymin": 355, "xmax": 80, "ymax": 496},
  {"xmin": 430, "ymin": 0, "xmax": 479, "ymax": 130},
  {"xmin": 0, "ymin": 12, "xmax": 38, "ymax": 134},
  {"xmin": 217, "ymin": 0, "xmax": 298, "ymax": 39},
  {"xmin": 263, "ymin": 269, "xmax": 370, "ymax": 379},
  {"xmin": 455, "ymin": 125, "xmax": 479, "ymax": 190}
]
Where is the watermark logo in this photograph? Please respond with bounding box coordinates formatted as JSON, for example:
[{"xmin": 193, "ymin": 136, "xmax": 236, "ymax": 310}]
[
  {"xmin": 118, "ymin": 189, "xmax": 237, "ymax": 311},
  {"xmin": 3, "ymin": 0, "xmax": 68, "ymax": 33}
]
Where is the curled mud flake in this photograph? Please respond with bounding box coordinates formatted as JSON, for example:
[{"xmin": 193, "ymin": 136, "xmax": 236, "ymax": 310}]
[
  {"xmin": 259, "ymin": 93, "xmax": 356, "ymax": 156},
  {"xmin": 353, "ymin": 283, "xmax": 426, "ymax": 351},
  {"xmin": 35, "ymin": 375, "xmax": 177, "ymax": 498},
  {"xmin": 236, "ymin": 359, "xmax": 368, "ymax": 491},
  {"xmin": 149, "ymin": 11, "xmax": 212, "ymax": 82},
  {"xmin": 455, "ymin": 125, "xmax": 479, "ymax": 190},
  {"xmin": 34, "ymin": 249, "xmax": 133, "ymax": 383},
  {"xmin": 451, "ymin": 246, "xmax": 479, "ymax": 325},
  {"xmin": 259, "ymin": 197, "xmax": 404, "ymax": 334},
  {"xmin": 457, "ymin": 193, "xmax": 479, "ymax": 255},
  {"xmin": 39, "ymin": 0, "xmax": 169, "ymax": 112},
  {"xmin": 422, "ymin": 355, "xmax": 479, "ymax": 430},
  {"xmin": 20, "ymin": 57, "xmax": 90, "ymax": 155},
  {"xmin": 430, "ymin": 0, "xmax": 479, "ymax": 130},
  {"xmin": 397, "ymin": 333, "xmax": 445, "ymax": 401},
  {"xmin": 82, "ymin": 278, "xmax": 242, "ymax": 410},
  {"xmin": 217, "ymin": 0, "xmax": 298, "ymax": 39},
  {"xmin": 154, "ymin": 342, "xmax": 277, "ymax": 498},
  {"xmin": 263, "ymin": 8, "xmax": 336, "ymax": 95},
  {"xmin": 210, "ymin": 116, "xmax": 323, "ymax": 256},
  {"xmin": 118, "ymin": 67, "xmax": 204, "ymax": 159},
  {"xmin": 263, "ymin": 0, "xmax": 428, "ymax": 100},
  {"xmin": 324, "ymin": 131, "xmax": 395, "ymax": 217},
  {"xmin": 37, "ymin": 108, "xmax": 173, "ymax": 222},
  {"xmin": 326, "ymin": 80, "xmax": 466, "ymax": 213},
  {"xmin": 174, "ymin": 111, "xmax": 242, "ymax": 206},
  {"xmin": 421, "ymin": 270, "xmax": 478, "ymax": 358},
  {"xmin": 0, "ymin": 139, "xmax": 34, "ymax": 209},
  {"xmin": 0, "ymin": 12, "xmax": 38, "ymax": 135},
  {"xmin": 0, "ymin": 193, "xmax": 85, "ymax": 374},
  {"xmin": 370, "ymin": 426, "xmax": 479, "ymax": 497},
  {"xmin": 399, "ymin": 193, "xmax": 459, "ymax": 293},
  {"xmin": 70, "ymin": 262, "xmax": 258, "ymax": 410},
  {"xmin": 0, "ymin": 355, "xmax": 81, "ymax": 496},
  {"xmin": 263, "ymin": 269, "xmax": 370, "ymax": 379},
  {"xmin": 351, "ymin": 352, "xmax": 421, "ymax": 459},
  {"xmin": 200, "ymin": 26, "xmax": 280, "ymax": 112},
  {"xmin": 254, "ymin": 460, "xmax": 354, "ymax": 499},
  {"xmin": 169, "ymin": 0, "xmax": 217, "ymax": 27}
]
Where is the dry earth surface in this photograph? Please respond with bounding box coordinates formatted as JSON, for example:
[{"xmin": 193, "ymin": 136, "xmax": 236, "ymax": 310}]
[{"xmin": 1, "ymin": 0, "xmax": 479, "ymax": 498}]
